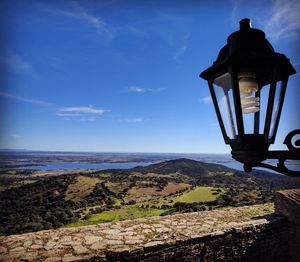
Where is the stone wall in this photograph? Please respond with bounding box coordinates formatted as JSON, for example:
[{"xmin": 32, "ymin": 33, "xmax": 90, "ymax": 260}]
[
  {"xmin": 0, "ymin": 204, "xmax": 289, "ymax": 262},
  {"xmin": 106, "ymin": 217, "xmax": 288, "ymax": 262},
  {"xmin": 275, "ymin": 189, "xmax": 300, "ymax": 262}
]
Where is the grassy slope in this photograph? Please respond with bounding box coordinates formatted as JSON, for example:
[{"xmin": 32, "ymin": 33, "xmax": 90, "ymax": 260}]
[
  {"xmin": 68, "ymin": 186, "xmax": 224, "ymax": 227},
  {"xmin": 65, "ymin": 175, "xmax": 102, "ymax": 201},
  {"xmin": 171, "ymin": 186, "xmax": 224, "ymax": 203},
  {"xmin": 125, "ymin": 182, "xmax": 191, "ymax": 199},
  {"xmin": 66, "ymin": 206, "xmax": 164, "ymax": 227}
]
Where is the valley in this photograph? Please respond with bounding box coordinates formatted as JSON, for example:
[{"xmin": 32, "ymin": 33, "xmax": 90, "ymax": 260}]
[{"xmin": 1, "ymin": 157, "xmax": 300, "ymax": 236}]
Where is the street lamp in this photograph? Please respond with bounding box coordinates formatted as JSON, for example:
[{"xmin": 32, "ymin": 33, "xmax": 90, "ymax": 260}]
[{"xmin": 200, "ymin": 18, "xmax": 300, "ymax": 176}]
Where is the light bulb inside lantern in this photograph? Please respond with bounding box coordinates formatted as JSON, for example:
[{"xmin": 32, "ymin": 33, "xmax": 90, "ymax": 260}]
[{"xmin": 238, "ymin": 72, "xmax": 260, "ymax": 114}]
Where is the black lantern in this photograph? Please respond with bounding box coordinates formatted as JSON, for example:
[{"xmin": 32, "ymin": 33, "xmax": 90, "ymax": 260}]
[{"xmin": 200, "ymin": 18, "xmax": 300, "ymax": 176}]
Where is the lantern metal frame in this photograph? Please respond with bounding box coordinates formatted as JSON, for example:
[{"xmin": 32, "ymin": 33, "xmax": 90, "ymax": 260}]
[{"xmin": 200, "ymin": 18, "xmax": 300, "ymax": 177}]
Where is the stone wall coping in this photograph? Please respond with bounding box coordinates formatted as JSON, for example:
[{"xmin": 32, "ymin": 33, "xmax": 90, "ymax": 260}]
[{"xmin": 0, "ymin": 203, "xmax": 277, "ymax": 262}]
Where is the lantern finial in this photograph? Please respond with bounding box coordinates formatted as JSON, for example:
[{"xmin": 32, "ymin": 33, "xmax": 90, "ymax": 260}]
[{"xmin": 239, "ymin": 18, "xmax": 251, "ymax": 31}]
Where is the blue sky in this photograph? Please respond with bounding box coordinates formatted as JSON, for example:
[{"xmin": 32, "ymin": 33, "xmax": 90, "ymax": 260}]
[{"xmin": 0, "ymin": 0, "xmax": 299, "ymax": 153}]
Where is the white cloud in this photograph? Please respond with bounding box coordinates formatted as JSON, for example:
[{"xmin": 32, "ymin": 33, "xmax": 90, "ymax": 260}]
[
  {"xmin": 119, "ymin": 118, "xmax": 144, "ymax": 123},
  {"xmin": 58, "ymin": 106, "xmax": 108, "ymax": 115},
  {"xmin": 260, "ymin": 0, "xmax": 300, "ymax": 41},
  {"xmin": 127, "ymin": 86, "xmax": 165, "ymax": 93},
  {"xmin": 1, "ymin": 51, "xmax": 32, "ymax": 73},
  {"xmin": 200, "ymin": 96, "xmax": 212, "ymax": 104},
  {"xmin": 128, "ymin": 86, "xmax": 145, "ymax": 93},
  {"xmin": 55, "ymin": 113, "xmax": 80, "ymax": 117},
  {"xmin": 0, "ymin": 92, "xmax": 53, "ymax": 107}
]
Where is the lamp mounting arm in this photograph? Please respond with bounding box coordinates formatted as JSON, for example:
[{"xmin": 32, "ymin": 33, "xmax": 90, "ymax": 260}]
[{"xmin": 244, "ymin": 129, "xmax": 300, "ymax": 177}]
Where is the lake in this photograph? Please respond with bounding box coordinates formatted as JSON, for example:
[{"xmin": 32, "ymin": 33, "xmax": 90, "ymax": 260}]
[
  {"xmin": 6, "ymin": 160, "xmax": 244, "ymax": 171},
  {"xmin": 12, "ymin": 162, "xmax": 152, "ymax": 171},
  {"xmin": 2, "ymin": 159, "xmax": 298, "ymax": 173}
]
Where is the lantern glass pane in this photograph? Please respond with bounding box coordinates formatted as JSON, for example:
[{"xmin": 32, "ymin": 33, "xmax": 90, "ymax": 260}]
[
  {"xmin": 269, "ymin": 80, "xmax": 284, "ymax": 139},
  {"xmin": 259, "ymin": 84, "xmax": 270, "ymax": 134},
  {"xmin": 213, "ymin": 72, "xmax": 237, "ymax": 139},
  {"xmin": 242, "ymin": 110, "xmax": 256, "ymax": 134}
]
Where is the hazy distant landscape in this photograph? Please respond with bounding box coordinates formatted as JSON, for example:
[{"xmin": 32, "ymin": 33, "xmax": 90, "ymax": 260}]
[
  {"xmin": 0, "ymin": 150, "xmax": 237, "ymax": 168},
  {"xmin": 1, "ymin": 151, "xmax": 300, "ymax": 236}
]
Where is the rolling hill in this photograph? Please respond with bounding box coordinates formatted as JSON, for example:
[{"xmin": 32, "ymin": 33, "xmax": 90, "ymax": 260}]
[{"xmin": 132, "ymin": 158, "xmax": 235, "ymax": 176}]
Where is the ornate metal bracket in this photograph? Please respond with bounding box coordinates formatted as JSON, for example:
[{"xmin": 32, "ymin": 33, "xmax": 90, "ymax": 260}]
[{"xmin": 244, "ymin": 129, "xmax": 300, "ymax": 177}]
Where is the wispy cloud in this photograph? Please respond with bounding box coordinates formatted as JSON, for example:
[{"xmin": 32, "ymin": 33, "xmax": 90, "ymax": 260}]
[
  {"xmin": 171, "ymin": 33, "xmax": 189, "ymax": 61},
  {"xmin": 0, "ymin": 92, "xmax": 53, "ymax": 107},
  {"xmin": 231, "ymin": 0, "xmax": 240, "ymax": 28},
  {"xmin": 119, "ymin": 118, "xmax": 144, "ymax": 123},
  {"xmin": 1, "ymin": 51, "xmax": 32, "ymax": 73},
  {"xmin": 58, "ymin": 2, "xmax": 114, "ymax": 38},
  {"xmin": 79, "ymin": 116, "xmax": 98, "ymax": 122},
  {"xmin": 0, "ymin": 91, "xmax": 108, "ymax": 122},
  {"xmin": 9, "ymin": 134, "xmax": 21, "ymax": 139},
  {"xmin": 127, "ymin": 86, "xmax": 165, "ymax": 93},
  {"xmin": 200, "ymin": 96, "xmax": 212, "ymax": 104},
  {"xmin": 260, "ymin": 0, "xmax": 300, "ymax": 41},
  {"xmin": 173, "ymin": 44, "xmax": 187, "ymax": 60},
  {"xmin": 119, "ymin": 25, "xmax": 148, "ymax": 38},
  {"xmin": 57, "ymin": 106, "xmax": 109, "ymax": 122},
  {"xmin": 231, "ymin": 0, "xmax": 300, "ymax": 41}
]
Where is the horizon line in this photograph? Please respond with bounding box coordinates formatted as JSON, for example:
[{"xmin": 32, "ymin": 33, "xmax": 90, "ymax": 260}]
[{"xmin": 0, "ymin": 148, "xmax": 230, "ymax": 155}]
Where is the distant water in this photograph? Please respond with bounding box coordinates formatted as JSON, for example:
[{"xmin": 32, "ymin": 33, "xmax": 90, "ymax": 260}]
[
  {"xmin": 207, "ymin": 161, "xmax": 244, "ymax": 171},
  {"xmin": 11, "ymin": 161, "xmax": 244, "ymax": 171},
  {"xmin": 8, "ymin": 162, "xmax": 152, "ymax": 171},
  {"xmin": 207, "ymin": 160, "xmax": 300, "ymax": 173},
  {"xmin": 2, "ymin": 159, "xmax": 243, "ymax": 171},
  {"xmin": 2, "ymin": 160, "xmax": 298, "ymax": 172}
]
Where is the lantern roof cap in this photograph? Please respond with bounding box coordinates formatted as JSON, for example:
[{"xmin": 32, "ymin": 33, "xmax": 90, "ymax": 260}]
[
  {"xmin": 216, "ymin": 18, "xmax": 274, "ymax": 62},
  {"xmin": 200, "ymin": 18, "xmax": 296, "ymax": 80}
]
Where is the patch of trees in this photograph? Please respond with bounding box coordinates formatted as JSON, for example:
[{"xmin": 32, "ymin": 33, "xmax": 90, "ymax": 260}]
[
  {"xmin": 0, "ymin": 176, "xmax": 19, "ymax": 188},
  {"xmin": 0, "ymin": 175, "xmax": 77, "ymax": 235},
  {"xmin": 0, "ymin": 175, "xmax": 117, "ymax": 236}
]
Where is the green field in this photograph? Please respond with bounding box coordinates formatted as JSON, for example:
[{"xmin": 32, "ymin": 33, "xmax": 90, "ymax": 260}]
[
  {"xmin": 171, "ymin": 186, "xmax": 224, "ymax": 203},
  {"xmin": 67, "ymin": 206, "xmax": 165, "ymax": 227}
]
